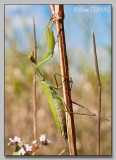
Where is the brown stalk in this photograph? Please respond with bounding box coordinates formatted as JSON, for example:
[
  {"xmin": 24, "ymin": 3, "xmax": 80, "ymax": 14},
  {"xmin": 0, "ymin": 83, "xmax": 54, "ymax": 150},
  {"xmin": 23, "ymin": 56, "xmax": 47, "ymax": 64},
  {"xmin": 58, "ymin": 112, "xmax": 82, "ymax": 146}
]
[
  {"xmin": 50, "ymin": 5, "xmax": 77, "ymax": 155},
  {"xmin": 49, "ymin": 5, "xmax": 55, "ymax": 17},
  {"xmin": 32, "ymin": 18, "xmax": 37, "ymax": 155},
  {"xmin": 92, "ymin": 30, "xmax": 101, "ymax": 155}
]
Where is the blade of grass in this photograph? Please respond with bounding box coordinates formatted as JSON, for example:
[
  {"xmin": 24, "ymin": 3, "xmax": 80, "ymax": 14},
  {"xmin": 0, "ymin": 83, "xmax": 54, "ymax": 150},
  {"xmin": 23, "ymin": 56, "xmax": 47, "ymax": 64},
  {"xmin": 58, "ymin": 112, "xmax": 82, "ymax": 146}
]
[
  {"xmin": 92, "ymin": 30, "xmax": 101, "ymax": 155},
  {"xmin": 32, "ymin": 17, "xmax": 37, "ymax": 155}
]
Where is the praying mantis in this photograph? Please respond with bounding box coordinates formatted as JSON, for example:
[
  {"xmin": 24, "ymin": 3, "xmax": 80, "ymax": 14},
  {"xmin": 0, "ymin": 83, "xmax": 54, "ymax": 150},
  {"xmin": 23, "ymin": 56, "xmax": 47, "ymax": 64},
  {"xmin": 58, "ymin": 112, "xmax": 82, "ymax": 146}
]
[
  {"xmin": 28, "ymin": 19, "xmax": 102, "ymax": 141},
  {"xmin": 28, "ymin": 22, "xmax": 68, "ymax": 140}
]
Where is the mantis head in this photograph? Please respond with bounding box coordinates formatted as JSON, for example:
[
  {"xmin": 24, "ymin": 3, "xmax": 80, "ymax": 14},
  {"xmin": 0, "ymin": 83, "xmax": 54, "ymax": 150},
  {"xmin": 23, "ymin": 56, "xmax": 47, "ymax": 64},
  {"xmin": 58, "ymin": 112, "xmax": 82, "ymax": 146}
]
[{"xmin": 28, "ymin": 52, "xmax": 36, "ymax": 63}]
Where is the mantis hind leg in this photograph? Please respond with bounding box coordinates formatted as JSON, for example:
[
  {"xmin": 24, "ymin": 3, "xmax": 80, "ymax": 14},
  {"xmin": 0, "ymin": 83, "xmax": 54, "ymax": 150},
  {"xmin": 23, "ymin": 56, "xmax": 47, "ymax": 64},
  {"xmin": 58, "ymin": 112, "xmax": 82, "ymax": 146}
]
[
  {"xmin": 53, "ymin": 73, "xmax": 96, "ymax": 116},
  {"xmin": 62, "ymin": 98, "xmax": 95, "ymax": 115},
  {"xmin": 63, "ymin": 100, "xmax": 109, "ymax": 121},
  {"xmin": 59, "ymin": 99, "xmax": 109, "ymax": 121},
  {"xmin": 71, "ymin": 101, "xmax": 96, "ymax": 115}
]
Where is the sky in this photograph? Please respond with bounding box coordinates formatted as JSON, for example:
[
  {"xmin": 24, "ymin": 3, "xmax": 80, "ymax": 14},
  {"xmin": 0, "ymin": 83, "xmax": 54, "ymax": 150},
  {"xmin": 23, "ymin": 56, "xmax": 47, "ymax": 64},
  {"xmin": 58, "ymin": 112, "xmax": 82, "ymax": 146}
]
[{"xmin": 5, "ymin": 4, "xmax": 111, "ymax": 73}]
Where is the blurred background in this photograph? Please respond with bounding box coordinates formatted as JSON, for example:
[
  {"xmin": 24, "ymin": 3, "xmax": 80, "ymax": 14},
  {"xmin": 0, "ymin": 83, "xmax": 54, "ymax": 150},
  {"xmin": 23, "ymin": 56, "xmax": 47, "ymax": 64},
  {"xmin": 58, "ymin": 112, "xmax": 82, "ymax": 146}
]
[{"xmin": 5, "ymin": 5, "xmax": 111, "ymax": 155}]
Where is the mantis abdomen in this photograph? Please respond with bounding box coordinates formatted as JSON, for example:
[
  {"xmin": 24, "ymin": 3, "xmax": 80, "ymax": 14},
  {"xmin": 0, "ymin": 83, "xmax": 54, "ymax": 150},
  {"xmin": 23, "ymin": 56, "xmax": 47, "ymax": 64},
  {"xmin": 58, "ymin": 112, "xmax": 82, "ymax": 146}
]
[{"xmin": 41, "ymin": 81, "xmax": 68, "ymax": 141}]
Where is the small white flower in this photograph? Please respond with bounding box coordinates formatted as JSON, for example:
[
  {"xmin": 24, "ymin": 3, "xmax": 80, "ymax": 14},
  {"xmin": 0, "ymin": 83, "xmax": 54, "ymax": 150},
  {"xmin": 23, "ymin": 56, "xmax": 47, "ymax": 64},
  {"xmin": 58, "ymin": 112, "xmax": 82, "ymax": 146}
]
[
  {"xmin": 24, "ymin": 144, "xmax": 32, "ymax": 152},
  {"xmin": 24, "ymin": 144, "xmax": 29, "ymax": 147},
  {"xmin": 39, "ymin": 134, "xmax": 52, "ymax": 146},
  {"xmin": 39, "ymin": 134, "xmax": 46, "ymax": 142},
  {"xmin": 32, "ymin": 140, "xmax": 37, "ymax": 144},
  {"xmin": 9, "ymin": 138, "xmax": 12, "ymax": 141},
  {"xmin": 9, "ymin": 138, "xmax": 15, "ymax": 143},
  {"xmin": 26, "ymin": 146, "xmax": 32, "ymax": 152},
  {"xmin": 19, "ymin": 147, "xmax": 26, "ymax": 155},
  {"xmin": 8, "ymin": 137, "xmax": 15, "ymax": 145},
  {"xmin": 14, "ymin": 136, "xmax": 21, "ymax": 143}
]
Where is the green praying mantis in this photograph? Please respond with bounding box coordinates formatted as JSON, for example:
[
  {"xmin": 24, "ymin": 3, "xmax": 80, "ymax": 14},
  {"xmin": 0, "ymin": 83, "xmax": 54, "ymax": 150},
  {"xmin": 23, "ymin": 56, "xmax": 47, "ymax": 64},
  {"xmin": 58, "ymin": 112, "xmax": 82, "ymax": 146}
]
[
  {"xmin": 28, "ymin": 18, "xmax": 108, "ymax": 141},
  {"xmin": 28, "ymin": 21, "xmax": 68, "ymax": 140}
]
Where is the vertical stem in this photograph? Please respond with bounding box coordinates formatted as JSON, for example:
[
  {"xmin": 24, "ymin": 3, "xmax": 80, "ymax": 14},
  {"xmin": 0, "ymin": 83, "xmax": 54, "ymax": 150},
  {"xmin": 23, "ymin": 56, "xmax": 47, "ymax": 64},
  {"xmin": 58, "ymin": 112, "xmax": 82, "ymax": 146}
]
[
  {"xmin": 32, "ymin": 18, "xmax": 37, "ymax": 154},
  {"xmin": 54, "ymin": 5, "xmax": 77, "ymax": 155},
  {"xmin": 49, "ymin": 5, "xmax": 55, "ymax": 16},
  {"xmin": 92, "ymin": 31, "xmax": 101, "ymax": 155}
]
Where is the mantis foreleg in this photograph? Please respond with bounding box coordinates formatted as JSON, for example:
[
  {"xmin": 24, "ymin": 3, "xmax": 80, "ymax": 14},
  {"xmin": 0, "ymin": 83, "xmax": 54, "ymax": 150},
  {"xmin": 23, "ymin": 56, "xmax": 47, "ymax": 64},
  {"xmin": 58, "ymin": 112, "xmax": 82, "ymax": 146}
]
[{"xmin": 34, "ymin": 22, "xmax": 55, "ymax": 69}]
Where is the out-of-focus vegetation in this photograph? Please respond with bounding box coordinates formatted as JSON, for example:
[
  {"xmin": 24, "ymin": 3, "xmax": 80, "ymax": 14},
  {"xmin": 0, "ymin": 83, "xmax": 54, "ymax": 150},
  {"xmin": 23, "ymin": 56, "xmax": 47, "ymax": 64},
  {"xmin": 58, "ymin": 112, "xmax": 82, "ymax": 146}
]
[{"xmin": 5, "ymin": 5, "xmax": 111, "ymax": 155}]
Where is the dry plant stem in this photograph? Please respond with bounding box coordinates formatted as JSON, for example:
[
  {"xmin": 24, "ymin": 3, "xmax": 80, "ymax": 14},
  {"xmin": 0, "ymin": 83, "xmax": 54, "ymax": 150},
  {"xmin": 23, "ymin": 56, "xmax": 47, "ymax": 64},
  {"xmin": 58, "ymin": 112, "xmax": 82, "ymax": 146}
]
[
  {"xmin": 54, "ymin": 5, "xmax": 77, "ymax": 155},
  {"xmin": 32, "ymin": 18, "xmax": 37, "ymax": 154},
  {"xmin": 49, "ymin": 5, "xmax": 55, "ymax": 17},
  {"xmin": 92, "ymin": 31, "xmax": 101, "ymax": 155}
]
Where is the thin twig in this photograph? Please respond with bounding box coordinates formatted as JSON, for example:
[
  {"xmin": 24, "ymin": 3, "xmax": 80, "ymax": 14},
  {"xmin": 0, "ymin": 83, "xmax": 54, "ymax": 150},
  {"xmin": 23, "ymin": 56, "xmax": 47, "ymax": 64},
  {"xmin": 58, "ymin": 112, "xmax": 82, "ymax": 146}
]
[
  {"xmin": 92, "ymin": 30, "xmax": 101, "ymax": 155},
  {"xmin": 32, "ymin": 17, "xmax": 37, "ymax": 155},
  {"xmin": 51, "ymin": 5, "xmax": 77, "ymax": 155}
]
